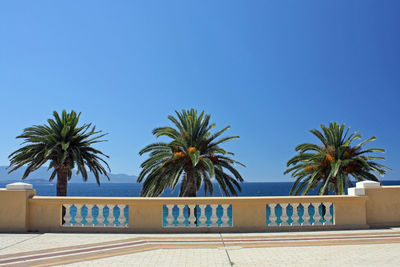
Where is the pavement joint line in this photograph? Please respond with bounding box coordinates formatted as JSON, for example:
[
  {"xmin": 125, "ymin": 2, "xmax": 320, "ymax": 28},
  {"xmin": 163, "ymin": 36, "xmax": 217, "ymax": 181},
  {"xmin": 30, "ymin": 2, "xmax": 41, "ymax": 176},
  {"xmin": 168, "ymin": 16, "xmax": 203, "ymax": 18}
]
[
  {"xmin": 219, "ymin": 232, "xmax": 234, "ymax": 266},
  {"xmin": 0, "ymin": 233, "xmax": 43, "ymax": 252}
]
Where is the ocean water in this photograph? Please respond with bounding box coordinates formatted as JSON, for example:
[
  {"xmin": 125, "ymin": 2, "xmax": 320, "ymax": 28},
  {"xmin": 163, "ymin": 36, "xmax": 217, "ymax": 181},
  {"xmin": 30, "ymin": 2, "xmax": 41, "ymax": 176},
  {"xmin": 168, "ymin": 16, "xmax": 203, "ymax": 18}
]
[{"xmin": 2, "ymin": 180, "xmax": 400, "ymax": 197}]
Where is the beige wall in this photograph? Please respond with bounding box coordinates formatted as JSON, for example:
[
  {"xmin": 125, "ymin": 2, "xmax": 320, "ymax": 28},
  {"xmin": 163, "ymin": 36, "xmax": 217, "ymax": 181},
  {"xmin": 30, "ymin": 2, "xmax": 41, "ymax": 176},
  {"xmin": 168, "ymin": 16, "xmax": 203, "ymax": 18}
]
[
  {"xmin": 364, "ymin": 186, "xmax": 400, "ymax": 227},
  {"xmin": 25, "ymin": 195, "xmax": 370, "ymax": 233},
  {"xmin": 334, "ymin": 198, "xmax": 367, "ymax": 227},
  {"xmin": 0, "ymin": 189, "xmax": 35, "ymax": 232},
  {"xmin": 1, "ymin": 186, "xmax": 400, "ymax": 233}
]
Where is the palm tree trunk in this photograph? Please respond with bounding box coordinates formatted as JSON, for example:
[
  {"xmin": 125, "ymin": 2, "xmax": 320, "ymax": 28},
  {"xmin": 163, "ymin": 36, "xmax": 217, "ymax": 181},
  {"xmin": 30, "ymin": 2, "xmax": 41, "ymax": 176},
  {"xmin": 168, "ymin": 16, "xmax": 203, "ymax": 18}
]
[
  {"xmin": 182, "ymin": 171, "xmax": 198, "ymax": 225},
  {"xmin": 56, "ymin": 168, "xmax": 68, "ymax": 196},
  {"xmin": 182, "ymin": 171, "xmax": 197, "ymax": 197},
  {"xmin": 57, "ymin": 168, "xmax": 68, "ymax": 225},
  {"xmin": 334, "ymin": 184, "xmax": 339, "ymax": 195}
]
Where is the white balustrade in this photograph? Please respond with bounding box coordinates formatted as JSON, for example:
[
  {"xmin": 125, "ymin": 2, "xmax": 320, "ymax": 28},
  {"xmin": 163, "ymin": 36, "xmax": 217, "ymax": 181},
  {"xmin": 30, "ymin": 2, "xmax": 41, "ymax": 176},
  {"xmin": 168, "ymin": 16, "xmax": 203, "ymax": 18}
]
[
  {"xmin": 302, "ymin": 203, "xmax": 311, "ymax": 226},
  {"xmin": 166, "ymin": 205, "xmax": 175, "ymax": 227},
  {"xmin": 323, "ymin": 202, "xmax": 333, "ymax": 225},
  {"xmin": 312, "ymin": 203, "xmax": 322, "ymax": 225},
  {"xmin": 280, "ymin": 204, "xmax": 289, "ymax": 226},
  {"xmin": 61, "ymin": 203, "xmax": 129, "ymax": 228},
  {"xmin": 163, "ymin": 204, "xmax": 232, "ymax": 228},
  {"xmin": 103, "ymin": 205, "xmax": 110, "ymax": 226},
  {"xmin": 188, "ymin": 205, "xmax": 196, "ymax": 227},
  {"xmin": 62, "ymin": 204, "xmax": 72, "ymax": 227},
  {"xmin": 267, "ymin": 202, "xmax": 335, "ymax": 228},
  {"xmin": 96, "ymin": 204, "xmax": 105, "ymax": 227},
  {"xmin": 291, "ymin": 203, "xmax": 300, "ymax": 226},
  {"xmin": 177, "ymin": 205, "xmax": 186, "ymax": 227},
  {"xmin": 74, "ymin": 204, "xmax": 83, "ymax": 227},
  {"xmin": 60, "ymin": 200, "xmax": 334, "ymax": 230},
  {"xmin": 117, "ymin": 205, "xmax": 127, "ymax": 227},
  {"xmin": 108, "ymin": 208, "xmax": 115, "ymax": 227},
  {"xmin": 210, "ymin": 204, "xmax": 219, "ymax": 227},
  {"xmin": 221, "ymin": 204, "xmax": 230, "ymax": 227},
  {"xmin": 198, "ymin": 205, "xmax": 207, "ymax": 227},
  {"xmin": 85, "ymin": 204, "xmax": 94, "ymax": 227},
  {"xmin": 269, "ymin": 204, "xmax": 278, "ymax": 226}
]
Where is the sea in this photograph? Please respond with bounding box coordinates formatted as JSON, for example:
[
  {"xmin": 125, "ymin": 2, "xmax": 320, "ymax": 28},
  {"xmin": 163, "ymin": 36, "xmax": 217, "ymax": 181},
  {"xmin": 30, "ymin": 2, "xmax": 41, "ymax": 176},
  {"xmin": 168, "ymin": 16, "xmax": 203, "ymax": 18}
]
[{"xmin": 1, "ymin": 180, "xmax": 400, "ymax": 197}]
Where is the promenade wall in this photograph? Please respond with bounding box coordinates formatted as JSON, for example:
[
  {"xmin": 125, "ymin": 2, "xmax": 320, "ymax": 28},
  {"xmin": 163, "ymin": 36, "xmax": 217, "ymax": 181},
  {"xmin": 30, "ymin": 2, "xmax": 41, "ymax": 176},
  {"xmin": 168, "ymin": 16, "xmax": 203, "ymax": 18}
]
[{"xmin": 0, "ymin": 181, "xmax": 398, "ymax": 233}]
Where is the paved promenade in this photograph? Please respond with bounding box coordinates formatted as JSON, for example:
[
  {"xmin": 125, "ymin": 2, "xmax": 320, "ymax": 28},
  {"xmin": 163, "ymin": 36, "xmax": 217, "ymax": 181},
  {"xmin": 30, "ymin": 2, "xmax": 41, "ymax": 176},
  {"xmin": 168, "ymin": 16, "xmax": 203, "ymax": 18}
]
[{"xmin": 1, "ymin": 228, "xmax": 400, "ymax": 266}]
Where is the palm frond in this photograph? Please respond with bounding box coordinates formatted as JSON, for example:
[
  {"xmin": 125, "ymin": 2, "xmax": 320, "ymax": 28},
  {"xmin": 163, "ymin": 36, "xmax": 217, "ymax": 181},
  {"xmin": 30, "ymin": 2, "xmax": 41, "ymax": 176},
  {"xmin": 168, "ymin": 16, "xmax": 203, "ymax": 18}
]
[
  {"xmin": 8, "ymin": 110, "xmax": 110, "ymax": 195},
  {"xmin": 138, "ymin": 108, "xmax": 244, "ymax": 197},
  {"xmin": 285, "ymin": 122, "xmax": 389, "ymax": 195}
]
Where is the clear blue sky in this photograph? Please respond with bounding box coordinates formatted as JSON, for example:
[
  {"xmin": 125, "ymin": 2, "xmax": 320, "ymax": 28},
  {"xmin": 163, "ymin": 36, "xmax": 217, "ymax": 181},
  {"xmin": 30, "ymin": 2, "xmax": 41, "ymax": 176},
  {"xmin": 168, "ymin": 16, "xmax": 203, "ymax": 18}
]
[{"xmin": 0, "ymin": 1, "xmax": 399, "ymax": 182}]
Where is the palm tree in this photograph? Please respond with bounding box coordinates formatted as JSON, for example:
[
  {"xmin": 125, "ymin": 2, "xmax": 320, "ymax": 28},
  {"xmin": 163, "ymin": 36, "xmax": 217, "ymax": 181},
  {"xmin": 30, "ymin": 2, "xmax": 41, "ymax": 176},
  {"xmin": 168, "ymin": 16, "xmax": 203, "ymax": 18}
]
[
  {"xmin": 138, "ymin": 109, "xmax": 244, "ymax": 197},
  {"xmin": 8, "ymin": 110, "xmax": 110, "ymax": 196},
  {"xmin": 284, "ymin": 122, "xmax": 390, "ymax": 195}
]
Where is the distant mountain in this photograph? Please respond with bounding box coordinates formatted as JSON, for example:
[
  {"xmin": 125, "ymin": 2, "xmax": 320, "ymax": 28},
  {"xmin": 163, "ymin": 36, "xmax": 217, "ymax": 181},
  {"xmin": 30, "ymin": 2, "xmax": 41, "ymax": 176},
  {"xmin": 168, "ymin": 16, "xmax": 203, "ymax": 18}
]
[{"xmin": 0, "ymin": 166, "xmax": 137, "ymax": 183}]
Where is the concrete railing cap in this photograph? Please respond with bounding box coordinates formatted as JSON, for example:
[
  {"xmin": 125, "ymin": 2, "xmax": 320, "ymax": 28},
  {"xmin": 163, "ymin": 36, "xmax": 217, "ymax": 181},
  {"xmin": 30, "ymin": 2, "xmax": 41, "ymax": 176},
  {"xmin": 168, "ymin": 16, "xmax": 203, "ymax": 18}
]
[
  {"xmin": 348, "ymin": 187, "xmax": 365, "ymax": 196},
  {"xmin": 356, "ymin": 181, "xmax": 381, "ymax": 189},
  {"xmin": 6, "ymin": 182, "xmax": 33, "ymax": 190}
]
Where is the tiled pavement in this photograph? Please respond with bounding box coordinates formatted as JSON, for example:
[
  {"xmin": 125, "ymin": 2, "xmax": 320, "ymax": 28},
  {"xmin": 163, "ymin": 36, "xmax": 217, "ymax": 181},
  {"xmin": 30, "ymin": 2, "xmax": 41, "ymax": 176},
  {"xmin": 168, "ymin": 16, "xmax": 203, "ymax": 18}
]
[
  {"xmin": 1, "ymin": 229, "xmax": 400, "ymax": 266},
  {"xmin": 63, "ymin": 243, "xmax": 400, "ymax": 267}
]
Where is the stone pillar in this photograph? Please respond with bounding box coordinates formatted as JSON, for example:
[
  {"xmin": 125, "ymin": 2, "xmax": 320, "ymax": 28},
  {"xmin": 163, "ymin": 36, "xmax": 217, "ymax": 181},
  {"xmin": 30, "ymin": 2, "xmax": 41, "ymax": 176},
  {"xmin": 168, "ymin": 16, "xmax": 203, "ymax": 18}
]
[
  {"xmin": 351, "ymin": 181, "xmax": 400, "ymax": 227},
  {"xmin": 232, "ymin": 200, "xmax": 266, "ymax": 232},
  {"xmin": 130, "ymin": 201, "xmax": 163, "ymax": 232},
  {"xmin": 0, "ymin": 182, "xmax": 36, "ymax": 232},
  {"xmin": 348, "ymin": 181, "xmax": 381, "ymax": 196}
]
